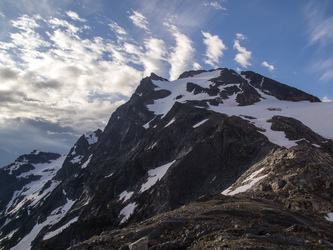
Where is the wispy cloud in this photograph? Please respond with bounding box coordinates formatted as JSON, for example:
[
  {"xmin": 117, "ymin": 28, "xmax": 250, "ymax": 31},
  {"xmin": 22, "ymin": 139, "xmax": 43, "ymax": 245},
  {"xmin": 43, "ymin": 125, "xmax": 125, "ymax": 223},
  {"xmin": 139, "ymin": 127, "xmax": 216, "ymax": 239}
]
[
  {"xmin": 109, "ymin": 21, "xmax": 127, "ymax": 35},
  {"xmin": 304, "ymin": 2, "xmax": 333, "ymax": 82},
  {"xmin": 233, "ymin": 33, "xmax": 252, "ymax": 68},
  {"xmin": 304, "ymin": 2, "xmax": 333, "ymax": 47},
  {"xmin": 202, "ymin": 31, "xmax": 227, "ymax": 67},
  {"xmin": 203, "ymin": 1, "xmax": 227, "ymax": 10},
  {"xmin": 261, "ymin": 61, "xmax": 274, "ymax": 72},
  {"xmin": 129, "ymin": 10, "xmax": 150, "ymax": 32},
  {"xmin": 66, "ymin": 11, "xmax": 86, "ymax": 22}
]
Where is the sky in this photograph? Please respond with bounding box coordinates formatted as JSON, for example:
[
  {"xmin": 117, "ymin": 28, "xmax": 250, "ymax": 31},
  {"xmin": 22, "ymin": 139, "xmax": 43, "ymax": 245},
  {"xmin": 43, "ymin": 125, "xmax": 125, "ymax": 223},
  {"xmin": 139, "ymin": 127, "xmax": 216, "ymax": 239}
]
[{"xmin": 0, "ymin": 0, "xmax": 332, "ymax": 166}]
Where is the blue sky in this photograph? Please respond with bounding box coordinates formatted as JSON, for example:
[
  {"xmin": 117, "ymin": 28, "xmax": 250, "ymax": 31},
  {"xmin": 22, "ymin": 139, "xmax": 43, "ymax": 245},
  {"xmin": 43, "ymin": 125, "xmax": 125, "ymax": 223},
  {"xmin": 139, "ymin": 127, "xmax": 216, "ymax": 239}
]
[{"xmin": 0, "ymin": 0, "xmax": 332, "ymax": 165}]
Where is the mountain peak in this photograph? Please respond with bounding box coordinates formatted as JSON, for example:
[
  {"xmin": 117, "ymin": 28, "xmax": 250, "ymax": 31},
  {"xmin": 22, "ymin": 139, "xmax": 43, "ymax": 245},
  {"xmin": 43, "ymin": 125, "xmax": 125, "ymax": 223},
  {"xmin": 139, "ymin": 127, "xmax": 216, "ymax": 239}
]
[
  {"xmin": 148, "ymin": 72, "xmax": 168, "ymax": 81},
  {"xmin": 1, "ymin": 68, "xmax": 332, "ymax": 249}
]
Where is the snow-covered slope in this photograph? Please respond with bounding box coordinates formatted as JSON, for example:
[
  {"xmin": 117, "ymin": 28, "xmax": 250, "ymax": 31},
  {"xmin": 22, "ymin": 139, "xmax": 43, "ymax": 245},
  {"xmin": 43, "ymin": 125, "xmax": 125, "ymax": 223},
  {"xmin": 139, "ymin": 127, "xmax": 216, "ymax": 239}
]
[{"xmin": 0, "ymin": 130, "xmax": 102, "ymax": 249}]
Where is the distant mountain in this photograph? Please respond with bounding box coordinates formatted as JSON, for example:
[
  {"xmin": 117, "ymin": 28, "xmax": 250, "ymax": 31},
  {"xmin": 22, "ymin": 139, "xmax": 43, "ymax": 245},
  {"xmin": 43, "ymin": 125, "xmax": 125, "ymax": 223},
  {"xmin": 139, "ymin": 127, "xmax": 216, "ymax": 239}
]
[{"xmin": 1, "ymin": 68, "xmax": 332, "ymax": 249}]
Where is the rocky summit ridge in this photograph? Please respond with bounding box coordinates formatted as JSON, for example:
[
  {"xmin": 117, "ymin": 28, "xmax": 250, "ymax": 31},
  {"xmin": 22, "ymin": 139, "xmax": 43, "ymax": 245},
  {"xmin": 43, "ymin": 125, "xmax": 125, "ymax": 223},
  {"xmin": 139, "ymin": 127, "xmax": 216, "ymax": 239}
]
[{"xmin": 0, "ymin": 68, "xmax": 332, "ymax": 249}]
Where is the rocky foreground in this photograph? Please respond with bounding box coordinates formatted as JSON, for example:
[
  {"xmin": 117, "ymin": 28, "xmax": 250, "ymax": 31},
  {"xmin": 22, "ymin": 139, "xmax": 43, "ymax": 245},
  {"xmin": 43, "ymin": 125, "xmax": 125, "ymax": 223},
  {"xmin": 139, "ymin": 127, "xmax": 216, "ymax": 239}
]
[{"xmin": 69, "ymin": 194, "xmax": 333, "ymax": 249}]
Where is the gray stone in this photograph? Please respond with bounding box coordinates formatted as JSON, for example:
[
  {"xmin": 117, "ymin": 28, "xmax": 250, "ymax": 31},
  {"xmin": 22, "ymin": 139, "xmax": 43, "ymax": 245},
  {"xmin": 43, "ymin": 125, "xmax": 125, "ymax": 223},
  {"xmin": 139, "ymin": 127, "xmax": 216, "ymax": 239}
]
[{"xmin": 129, "ymin": 236, "xmax": 148, "ymax": 250}]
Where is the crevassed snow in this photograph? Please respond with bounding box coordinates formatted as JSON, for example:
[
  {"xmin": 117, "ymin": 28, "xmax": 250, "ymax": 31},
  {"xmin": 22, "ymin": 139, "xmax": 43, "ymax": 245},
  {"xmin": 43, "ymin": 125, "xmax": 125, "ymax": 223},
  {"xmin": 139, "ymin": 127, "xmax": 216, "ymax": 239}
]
[
  {"xmin": 118, "ymin": 191, "xmax": 134, "ymax": 203},
  {"xmin": 81, "ymin": 154, "xmax": 92, "ymax": 169},
  {"xmin": 11, "ymin": 197, "xmax": 76, "ymax": 250},
  {"xmin": 193, "ymin": 118, "xmax": 209, "ymax": 128},
  {"xmin": 43, "ymin": 216, "xmax": 79, "ymax": 240},
  {"xmin": 140, "ymin": 160, "xmax": 176, "ymax": 193},
  {"xmin": 326, "ymin": 212, "xmax": 333, "ymax": 222},
  {"xmin": 5, "ymin": 155, "xmax": 66, "ymax": 215},
  {"xmin": 119, "ymin": 202, "xmax": 137, "ymax": 224}
]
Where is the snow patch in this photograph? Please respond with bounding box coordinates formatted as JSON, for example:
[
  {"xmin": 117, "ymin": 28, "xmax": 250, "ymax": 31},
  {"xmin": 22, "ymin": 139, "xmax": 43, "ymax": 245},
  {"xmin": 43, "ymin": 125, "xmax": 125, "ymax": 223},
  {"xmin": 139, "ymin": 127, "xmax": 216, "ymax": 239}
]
[
  {"xmin": 148, "ymin": 142, "xmax": 157, "ymax": 150},
  {"xmin": 70, "ymin": 155, "xmax": 83, "ymax": 164},
  {"xmin": 119, "ymin": 202, "xmax": 137, "ymax": 224},
  {"xmin": 85, "ymin": 131, "xmax": 99, "ymax": 145},
  {"xmin": 222, "ymin": 167, "xmax": 267, "ymax": 196},
  {"xmin": 118, "ymin": 191, "xmax": 134, "ymax": 203},
  {"xmin": 165, "ymin": 118, "xmax": 176, "ymax": 128},
  {"xmin": 81, "ymin": 154, "xmax": 92, "ymax": 169},
  {"xmin": 143, "ymin": 116, "xmax": 156, "ymax": 129},
  {"xmin": 140, "ymin": 160, "xmax": 176, "ymax": 193},
  {"xmin": 43, "ymin": 216, "xmax": 79, "ymax": 240},
  {"xmin": 326, "ymin": 212, "xmax": 333, "ymax": 222},
  {"xmin": 193, "ymin": 118, "xmax": 209, "ymax": 128},
  {"xmin": 104, "ymin": 173, "xmax": 113, "ymax": 178}
]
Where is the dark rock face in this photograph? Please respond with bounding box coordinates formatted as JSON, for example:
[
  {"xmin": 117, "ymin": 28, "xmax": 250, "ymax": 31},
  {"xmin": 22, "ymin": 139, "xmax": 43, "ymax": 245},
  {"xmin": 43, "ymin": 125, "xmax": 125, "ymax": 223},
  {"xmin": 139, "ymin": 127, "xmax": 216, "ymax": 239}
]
[
  {"xmin": 241, "ymin": 71, "xmax": 321, "ymax": 102},
  {"xmin": 178, "ymin": 69, "xmax": 208, "ymax": 79},
  {"xmin": 0, "ymin": 68, "xmax": 332, "ymax": 250}
]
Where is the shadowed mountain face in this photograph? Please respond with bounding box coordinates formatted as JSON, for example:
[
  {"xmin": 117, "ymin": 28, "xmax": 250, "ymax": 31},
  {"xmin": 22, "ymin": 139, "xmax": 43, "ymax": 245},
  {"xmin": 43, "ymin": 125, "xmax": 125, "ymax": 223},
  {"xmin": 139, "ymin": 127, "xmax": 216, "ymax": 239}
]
[{"xmin": 0, "ymin": 68, "xmax": 332, "ymax": 249}]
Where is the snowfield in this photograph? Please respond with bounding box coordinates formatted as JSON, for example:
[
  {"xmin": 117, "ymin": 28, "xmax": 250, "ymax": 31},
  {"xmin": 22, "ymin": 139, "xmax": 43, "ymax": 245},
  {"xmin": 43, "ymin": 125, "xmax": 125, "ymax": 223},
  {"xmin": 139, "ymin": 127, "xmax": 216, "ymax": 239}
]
[{"xmin": 146, "ymin": 70, "xmax": 333, "ymax": 147}]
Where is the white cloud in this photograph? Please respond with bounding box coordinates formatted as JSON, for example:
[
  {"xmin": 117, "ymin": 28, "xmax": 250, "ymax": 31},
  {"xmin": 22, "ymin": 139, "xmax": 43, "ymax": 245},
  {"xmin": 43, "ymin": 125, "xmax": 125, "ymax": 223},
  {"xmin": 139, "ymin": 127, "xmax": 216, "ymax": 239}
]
[
  {"xmin": 203, "ymin": 2, "xmax": 227, "ymax": 10},
  {"xmin": 233, "ymin": 33, "xmax": 252, "ymax": 68},
  {"xmin": 66, "ymin": 11, "xmax": 86, "ymax": 22},
  {"xmin": 322, "ymin": 96, "xmax": 332, "ymax": 102},
  {"xmin": 129, "ymin": 10, "xmax": 150, "ymax": 31},
  {"xmin": 261, "ymin": 61, "xmax": 274, "ymax": 72},
  {"xmin": 142, "ymin": 38, "xmax": 168, "ymax": 76},
  {"xmin": 109, "ymin": 21, "xmax": 127, "ymax": 35},
  {"xmin": 165, "ymin": 23, "xmax": 195, "ymax": 80},
  {"xmin": 236, "ymin": 33, "xmax": 246, "ymax": 40},
  {"xmin": 193, "ymin": 62, "xmax": 201, "ymax": 70},
  {"xmin": 0, "ymin": 14, "xmax": 144, "ymax": 135},
  {"xmin": 202, "ymin": 31, "xmax": 227, "ymax": 68},
  {"xmin": 48, "ymin": 18, "xmax": 81, "ymax": 34}
]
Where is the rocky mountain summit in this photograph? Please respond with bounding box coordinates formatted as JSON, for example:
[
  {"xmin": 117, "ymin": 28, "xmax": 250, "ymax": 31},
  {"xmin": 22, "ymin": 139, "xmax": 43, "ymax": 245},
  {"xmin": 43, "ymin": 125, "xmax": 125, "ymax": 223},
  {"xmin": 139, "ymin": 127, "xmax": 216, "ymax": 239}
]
[{"xmin": 0, "ymin": 68, "xmax": 332, "ymax": 249}]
